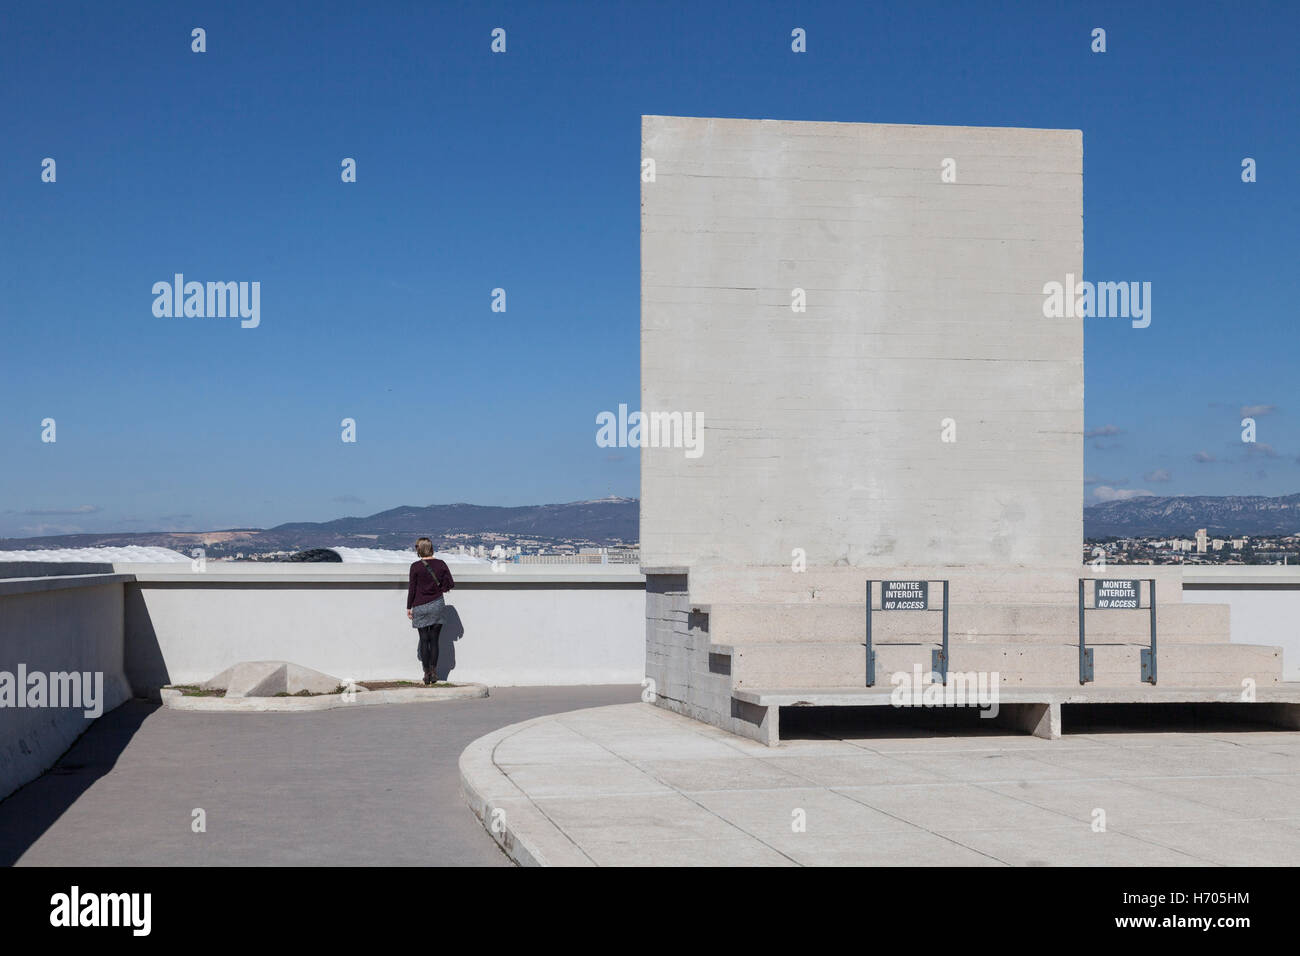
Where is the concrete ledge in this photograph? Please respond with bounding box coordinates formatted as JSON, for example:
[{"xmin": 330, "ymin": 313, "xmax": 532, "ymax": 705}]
[
  {"xmin": 458, "ymin": 714, "xmax": 596, "ymax": 867},
  {"xmin": 0, "ymin": 573, "xmax": 134, "ymax": 597},
  {"xmin": 1184, "ymin": 567, "xmax": 1300, "ymax": 588},
  {"xmin": 119, "ymin": 563, "xmax": 643, "ymax": 585},
  {"xmin": 160, "ymin": 683, "xmax": 488, "ymax": 712},
  {"xmin": 733, "ymin": 685, "xmax": 1300, "ymax": 707}
]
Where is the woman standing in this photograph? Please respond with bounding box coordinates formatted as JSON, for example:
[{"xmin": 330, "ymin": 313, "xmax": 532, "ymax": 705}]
[{"xmin": 407, "ymin": 537, "xmax": 456, "ymax": 684}]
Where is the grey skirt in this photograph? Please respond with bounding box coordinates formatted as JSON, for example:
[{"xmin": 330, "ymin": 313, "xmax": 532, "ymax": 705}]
[{"xmin": 411, "ymin": 596, "xmax": 445, "ymax": 629}]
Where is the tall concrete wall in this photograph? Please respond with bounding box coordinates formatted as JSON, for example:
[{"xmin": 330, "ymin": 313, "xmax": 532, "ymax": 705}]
[{"xmin": 641, "ymin": 115, "xmax": 1083, "ymax": 570}]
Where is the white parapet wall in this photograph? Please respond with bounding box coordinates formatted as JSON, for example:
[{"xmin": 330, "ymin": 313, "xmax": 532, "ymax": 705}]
[
  {"xmin": 0, "ymin": 562, "xmax": 645, "ymax": 799},
  {"xmin": 1184, "ymin": 567, "xmax": 1300, "ymax": 681},
  {"xmin": 0, "ymin": 573, "xmax": 135, "ymax": 800},
  {"xmin": 118, "ymin": 562, "xmax": 647, "ymax": 689}
]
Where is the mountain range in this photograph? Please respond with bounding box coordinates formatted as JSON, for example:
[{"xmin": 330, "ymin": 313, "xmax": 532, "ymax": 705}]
[
  {"xmin": 1084, "ymin": 493, "xmax": 1300, "ymax": 538},
  {"xmin": 0, "ymin": 497, "xmax": 639, "ymax": 556},
  {"xmin": 4, "ymin": 493, "xmax": 1298, "ymax": 554}
]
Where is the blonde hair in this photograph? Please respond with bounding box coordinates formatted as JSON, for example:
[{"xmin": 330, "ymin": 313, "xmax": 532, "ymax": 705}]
[{"xmin": 415, "ymin": 538, "xmax": 434, "ymax": 557}]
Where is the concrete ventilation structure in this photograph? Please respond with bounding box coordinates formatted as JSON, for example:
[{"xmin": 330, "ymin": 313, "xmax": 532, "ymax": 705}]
[
  {"xmin": 639, "ymin": 115, "xmax": 1296, "ymax": 744},
  {"xmin": 201, "ymin": 660, "xmax": 346, "ymax": 697}
]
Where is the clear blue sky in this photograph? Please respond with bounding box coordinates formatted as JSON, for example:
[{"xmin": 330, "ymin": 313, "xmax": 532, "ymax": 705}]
[{"xmin": 2, "ymin": 0, "xmax": 1297, "ymax": 537}]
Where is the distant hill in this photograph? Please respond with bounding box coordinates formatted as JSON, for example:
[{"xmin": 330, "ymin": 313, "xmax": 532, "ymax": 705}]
[
  {"xmin": 0, "ymin": 497, "xmax": 640, "ymax": 556},
  {"xmin": 270, "ymin": 498, "xmax": 639, "ymax": 548},
  {"xmin": 1085, "ymin": 493, "xmax": 1300, "ymax": 538},
  {"xmin": 10, "ymin": 492, "xmax": 1296, "ymax": 552}
]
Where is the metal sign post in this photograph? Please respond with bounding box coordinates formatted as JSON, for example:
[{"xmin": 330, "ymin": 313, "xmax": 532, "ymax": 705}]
[
  {"xmin": 1141, "ymin": 580, "xmax": 1158, "ymax": 684},
  {"xmin": 865, "ymin": 579, "xmax": 948, "ymax": 686},
  {"xmin": 1079, "ymin": 577, "xmax": 1157, "ymax": 685},
  {"xmin": 933, "ymin": 580, "xmax": 950, "ymax": 684},
  {"xmin": 865, "ymin": 580, "xmax": 876, "ymax": 687},
  {"xmin": 1078, "ymin": 579, "xmax": 1094, "ymax": 683}
]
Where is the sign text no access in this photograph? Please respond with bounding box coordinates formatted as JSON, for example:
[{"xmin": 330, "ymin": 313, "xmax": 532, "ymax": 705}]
[
  {"xmin": 882, "ymin": 580, "xmax": 928, "ymax": 610},
  {"xmin": 1094, "ymin": 579, "xmax": 1141, "ymax": 609}
]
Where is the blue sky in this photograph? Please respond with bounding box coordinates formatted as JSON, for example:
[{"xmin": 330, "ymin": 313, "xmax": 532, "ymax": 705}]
[{"xmin": 2, "ymin": 0, "xmax": 1297, "ymax": 537}]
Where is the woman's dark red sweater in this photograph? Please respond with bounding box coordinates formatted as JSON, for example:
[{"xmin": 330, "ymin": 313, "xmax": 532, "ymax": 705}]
[{"xmin": 407, "ymin": 558, "xmax": 455, "ymax": 609}]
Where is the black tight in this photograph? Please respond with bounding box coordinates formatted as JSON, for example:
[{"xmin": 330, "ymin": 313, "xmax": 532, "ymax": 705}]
[{"xmin": 418, "ymin": 623, "xmax": 442, "ymax": 677}]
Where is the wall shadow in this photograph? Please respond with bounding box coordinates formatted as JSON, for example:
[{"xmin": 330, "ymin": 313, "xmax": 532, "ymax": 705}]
[
  {"xmin": 0, "ymin": 699, "xmax": 157, "ymax": 866},
  {"xmin": 123, "ymin": 585, "xmax": 169, "ymax": 694},
  {"xmin": 435, "ymin": 605, "xmax": 465, "ymax": 682}
]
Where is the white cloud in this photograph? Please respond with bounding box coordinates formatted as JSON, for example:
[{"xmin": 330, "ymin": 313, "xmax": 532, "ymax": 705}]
[
  {"xmin": 1092, "ymin": 486, "xmax": 1155, "ymax": 503},
  {"xmin": 1240, "ymin": 404, "xmax": 1276, "ymax": 417},
  {"xmin": 1084, "ymin": 424, "xmax": 1123, "ymax": 439},
  {"xmin": 15, "ymin": 522, "xmax": 87, "ymax": 536}
]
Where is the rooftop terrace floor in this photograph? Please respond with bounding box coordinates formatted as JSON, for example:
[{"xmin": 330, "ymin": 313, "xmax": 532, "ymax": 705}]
[
  {"xmin": 0, "ymin": 686, "xmax": 640, "ymax": 866},
  {"xmin": 461, "ymin": 701, "xmax": 1300, "ymax": 866},
  {"xmin": 7, "ymin": 688, "xmax": 1300, "ymax": 866}
]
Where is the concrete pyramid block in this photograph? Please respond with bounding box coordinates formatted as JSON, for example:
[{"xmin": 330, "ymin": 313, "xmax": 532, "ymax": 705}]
[{"xmin": 201, "ymin": 660, "xmax": 352, "ymax": 697}]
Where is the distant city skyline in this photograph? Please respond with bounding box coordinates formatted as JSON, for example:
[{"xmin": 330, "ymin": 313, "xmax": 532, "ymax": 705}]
[
  {"xmin": 6, "ymin": 491, "xmax": 1300, "ymax": 549},
  {"xmin": 3, "ymin": 1, "xmax": 1297, "ymax": 538}
]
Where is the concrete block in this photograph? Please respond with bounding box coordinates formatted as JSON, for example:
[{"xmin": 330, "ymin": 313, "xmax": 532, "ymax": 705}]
[
  {"xmin": 202, "ymin": 660, "xmax": 345, "ymax": 697},
  {"xmin": 642, "ymin": 116, "xmax": 1082, "ymax": 571},
  {"xmin": 992, "ymin": 701, "xmax": 1060, "ymax": 739}
]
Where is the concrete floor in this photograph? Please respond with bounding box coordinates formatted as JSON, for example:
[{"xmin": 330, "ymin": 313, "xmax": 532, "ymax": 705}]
[
  {"xmin": 0, "ymin": 685, "xmax": 640, "ymax": 866},
  {"xmin": 460, "ymin": 702, "xmax": 1300, "ymax": 866}
]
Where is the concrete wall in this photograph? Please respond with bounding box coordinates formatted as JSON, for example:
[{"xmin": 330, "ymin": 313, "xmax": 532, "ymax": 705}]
[
  {"xmin": 121, "ymin": 564, "xmax": 646, "ymax": 689},
  {"xmin": 640, "ymin": 115, "xmax": 1084, "ymax": 570},
  {"xmin": 1185, "ymin": 568, "xmax": 1300, "ymax": 681},
  {"xmin": 644, "ymin": 573, "xmax": 772, "ymax": 743},
  {"xmin": 5, "ymin": 558, "xmax": 1291, "ymax": 805},
  {"xmin": 0, "ymin": 563, "xmax": 644, "ymax": 799},
  {"xmin": 0, "ymin": 574, "xmax": 133, "ymax": 800}
]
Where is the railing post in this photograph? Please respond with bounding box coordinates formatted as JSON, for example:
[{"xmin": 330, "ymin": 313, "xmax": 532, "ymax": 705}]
[
  {"xmin": 931, "ymin": 580, "xmax": 949, "ymax": 684},
  {"xmin": 1141, "ymin": 578, "xmax": 1158, "ymax": 684},
  {"xmin": 1078, "ymin": 578, "xmax": 1093, "ymax": 683},
  {"xmin": 864, "ymin": 580, "xmax": 875, "ymax": 687}
]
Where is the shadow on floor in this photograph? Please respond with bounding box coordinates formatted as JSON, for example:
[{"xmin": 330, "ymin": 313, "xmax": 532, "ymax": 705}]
[
  {"xmin": 0, "ymin": 698, "xmax": 157, "ymax": 866},
  {"xmin": 780, "ymin": 704, "xmax": 1003, "ymax": 741},
  {"xmin": 1061, "ymin": 702, "xmax": 1289, "ymax": 735},
  {"xmin": 779, "ymin": 701, "xmax": 1290, "ymax": 742}
]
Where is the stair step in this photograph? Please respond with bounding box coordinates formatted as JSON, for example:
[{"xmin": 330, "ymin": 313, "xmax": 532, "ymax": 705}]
[
  {"xmin": 720, "ymin": 641, "xmax": 1281, "ymax": 690},
  {"xmin": 689, "ymin": 564, "xmax": 1190, "ymax": 607},
  {"xmin": 706, "ymin": 601, "xmax": 1228, "ymax": 644}
]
